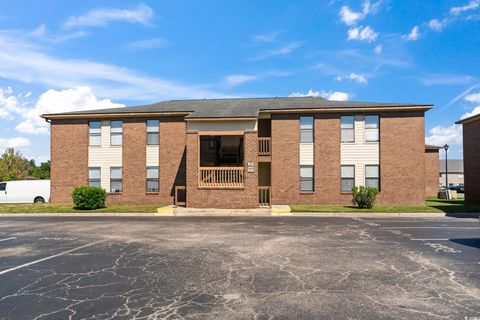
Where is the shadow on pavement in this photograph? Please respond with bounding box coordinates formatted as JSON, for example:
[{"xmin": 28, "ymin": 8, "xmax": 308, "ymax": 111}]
[{"xmin": 450, "ymin": 238, "xmax": 480, "ymax": 249}]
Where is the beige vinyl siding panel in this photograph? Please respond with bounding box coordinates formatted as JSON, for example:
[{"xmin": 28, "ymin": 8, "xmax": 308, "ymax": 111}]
[
  {"xmin": 88, "ymin": 121, "xmax": 122, "ymax": 191},
  {"xmin": 187, "ymin": 120, "xmax": 257, "ymax": 132},
  {"xmin": 299, "ymin": 143, "xmax": 314, "ymax": 165},
  {"xmin": 354, "ymin": 115, "xmax": 365, "ymax": 144},
  {"xmin": 146, "ymin": 145, "xmax": 159, "ymax": 166},
  {"xmin": 341, "ymin": 143, "xmax": 379, "ymax": 164},
  {"xmin": 355, "ymin": 163, "xmax": 365, "ymax": 186}
]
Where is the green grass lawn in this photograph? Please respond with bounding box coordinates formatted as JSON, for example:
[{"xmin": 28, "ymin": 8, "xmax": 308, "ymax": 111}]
[
  {"xmin": 0, "ymin": 204, "xmax": 162, "ymax": 213},
  {"xmin": 290, "ymin": 196, "xmax": 480, "ymax": 214}
]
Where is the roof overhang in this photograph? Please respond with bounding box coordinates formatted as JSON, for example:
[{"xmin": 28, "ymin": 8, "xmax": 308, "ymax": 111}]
[
  {"xmin": 262, "ymin": 105, "xmax": 432, "ymax": 114},
  {"xmin": 456, "ymin": 113, "xmax": 480, "ymax": 125},
  {"xmin": 184, "ymin": 117, "xmax": 257, "ymax": 122},
  {"xmin": 41, "ymin": 111, "xmax": 191, "ymax": 120}
]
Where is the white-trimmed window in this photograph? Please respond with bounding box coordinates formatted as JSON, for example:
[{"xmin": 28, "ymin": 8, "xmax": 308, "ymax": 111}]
[
  {"xmin": 147, "ymin": 166, "xmax": 159, "ymax": 192},
  {"xmin": 110, "ymin": 167, "xmax": 122, "ymax": 193},
  {"xmin": 365, "ymin": 165, "xmax": 380, "ymax": 190},
  {"xmin": 341, "ymin": 165, "xmax": 355, "ymax": 192},
  {"xmin": 365, "ymin": 115, "xmax": 379, "ymax": 142},
  {"xmin": 89, "ymin": 121, "xmax": 101, "ymax": 146},
  {"xmin": 300, "ymin": 165, "xmax": 314, "ymax": 192},
  {"xmin": 88, "ymin": 167, "xmax": 101, "ymax": 188},
  {"xmin": 341, "ymin": 116, "xmax": 355, "ymax": 142},
  {"xmin": 147, "ymin": 120, "xmax": 159, "ymax": 145},
  {"xmin": 300, "ymin": 116, "xmax": 314, "ymax": 143},
  {"xmin": 110, "ymin": 121, "xmax": 123, "ymax": 146}
]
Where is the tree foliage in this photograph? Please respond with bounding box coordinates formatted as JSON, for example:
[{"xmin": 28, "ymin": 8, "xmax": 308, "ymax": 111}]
[{"xmin": 0, "ymin": 148, "xmax": 50, "ymax": 181}]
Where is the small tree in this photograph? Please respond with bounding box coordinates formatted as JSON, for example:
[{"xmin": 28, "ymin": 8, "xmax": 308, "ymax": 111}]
[
  {"xmin": 352, "ymin": 186, "xmax": 378, "ymax": 209},
  {"xmin": 0, "ymin": 148, "xmax": 31, "ymax": 181},
  {"xmin": 72, "ymin": 186, "xmax": 106, "ymax": 210}
]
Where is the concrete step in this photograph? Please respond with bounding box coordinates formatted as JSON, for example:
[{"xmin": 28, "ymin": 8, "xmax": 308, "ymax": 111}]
[{"xmin": 174, "ymin": 207, "xmax": 272, "ymax": 216}]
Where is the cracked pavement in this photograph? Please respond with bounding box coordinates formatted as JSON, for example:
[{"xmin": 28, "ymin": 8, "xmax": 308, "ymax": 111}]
[{"xmin": 0, "ymin": 216, "xmax": 479, "ymax": 319}]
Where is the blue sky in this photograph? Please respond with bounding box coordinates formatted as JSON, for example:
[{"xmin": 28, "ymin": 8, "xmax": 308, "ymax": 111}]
[{"xmin": 0, "ymin": 0, "xmax": 479, "ymax": 162}]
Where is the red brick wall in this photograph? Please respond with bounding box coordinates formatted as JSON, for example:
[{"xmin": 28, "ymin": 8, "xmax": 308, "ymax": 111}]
[
  {"xmin": 50, "ymin": 119, "xmax": 88, "ymax": 204},
  {"xmin": 271, "ymin": 113, "xmax": 351, "ymax": 205},
  {"xmin": 425, "ymin": 149, "xmax": 439, "ymax": 197},
  {"xmin": 378, "ymin": 111, "xmax": 426, "ymax": 204},
  {"xmin": 463, "ymin": 120, "xmax": 480, "ymax": 203},
  {"xmin": 271, "ymin": 111, "xmax": 426, "ymax": 205},
  {"xmin": 186, "ymin": 131, "xmax": 258, "ymax": 208},
  {"xmin": 107, "ymin": 117, "xmax": 186, "ymax": 205}
]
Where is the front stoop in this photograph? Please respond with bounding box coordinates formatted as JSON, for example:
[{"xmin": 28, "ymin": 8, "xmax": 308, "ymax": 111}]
[
  {"xmin": 174, "ymin": 207, "xmax": 272, "ymax": 216},
  {"xmin": 156, "ymin": 205, "xmax": 175, "ymax": 216},
  {"xmin": 271, "ymin": 205, "xmax": 292, "ymax": 216}
]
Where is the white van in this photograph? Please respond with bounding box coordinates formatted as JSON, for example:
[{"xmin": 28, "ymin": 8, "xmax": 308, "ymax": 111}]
[{"xmin": 0, "ymin": 180, "xmax": 50, "ymax": 203}]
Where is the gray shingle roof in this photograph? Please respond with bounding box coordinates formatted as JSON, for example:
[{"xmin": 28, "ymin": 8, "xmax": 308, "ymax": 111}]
[
  {"xmin": 439, "ymin": 160, "xmax": 463, "ymax": 173},
  {"xmin": 42, "ymin": 97, "xmax": 432, "ymax": 119}
]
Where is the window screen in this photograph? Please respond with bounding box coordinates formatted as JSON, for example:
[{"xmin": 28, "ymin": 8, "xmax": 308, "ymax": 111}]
[
  {"xmin": 147, "ymin": 120, "xmax": 159, "ymax": 145},
  {"xmin": 365, "ymin": 115, "xmax": 379, "ymax": 142},
  {"xmin": 341, "ymin": 165, "xmax": 355, "ymax": 192},
  {"xmin": 341, "ymin": 116, "xmax": 355, "ymax": 142},
  {"xmin": 110, "ymin": 167, "xmax": 122, "ymax": 192},
  {"xmin": 146, "ymin": 166, "xmax": 159, "ymax": 192},
  {"xmin": 88, "ymin": 167, "xmax": 101, "ymax": 188},
  {"xmin": 300, "ymin": 165, "xmax": 314, "ymax": 192},
  {"xmin": 365, "ymin": 165, "xmax": 380, "ymax": 189},
  {"xmin": 89, "ymin": 121, "xmax": 101, "ymax": 146},
  {"xmin": 110, "ymin": 121, "xmax": 123, "ymax": 146}
]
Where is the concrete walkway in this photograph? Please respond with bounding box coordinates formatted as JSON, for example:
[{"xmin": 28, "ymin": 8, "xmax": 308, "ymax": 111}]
[{"xmin": 0, "ymin": 211, "xmax": 477, "ymax": 218}]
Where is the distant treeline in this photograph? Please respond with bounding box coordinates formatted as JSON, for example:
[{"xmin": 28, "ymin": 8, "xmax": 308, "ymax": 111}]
[{"xmin": 0, "ymin": 148, "xmax": 50, "ymax": 181}]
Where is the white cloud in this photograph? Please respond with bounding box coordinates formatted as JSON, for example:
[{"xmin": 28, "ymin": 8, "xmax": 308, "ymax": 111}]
[
  {"xmin": 450, "ymin": 0, "xmax": 479, "ymax": 15},
  {"xmin": 347, "ymin": 26, "xmax": 378, "ymax": 42},
  {"xmin": 16, "ymin": 86, "xmax": 124, "ymax": 135},
  {"xmin": 428, "ymin": 19, "xmax": 447, "ymax": 31},
  {"xmin": 461, "ymin": 106, "xmax": 480, "ymax": 119},
  {"xmin": 403, "ymin": 26, "xmax": 420, "ymax": 41},
  {"xmin": 418, "ymin": 74, "xmax": 474, "ymax": 86},
  {"xmin": 252, "ymin": 32, "xmax": 281, "ymax": 42},
  {"xmin": 29, "ymin": 24, "xmax": 47, "ymax": 37},
  {"xmin": 224, "ymin": 75, "xmax": 258, "ymax": 87},
  {"xmin": 250, "ymin": 42, "xmax": 302, "ymax": 60},
  {"xmin": 0, "ymin": 137, "xmax": 31, "ymax": 150},
  {"xmin": 126, "ymin": 38, "xmax": 167, "ymax": 49},
  {"xmin": 336, "ymin": 72, "xmax": 368, "ymax": 84},
  {"xmin": 465, "ymin": 92, "xmax": 480, "ymax": 103},
  {"xmin": 64, "ymin": 4, "xmax": 154, "ymax": 28},
  {"xmin": 0, "ymin": 32, "xmax": 226, "ymax": 101},
  {"xmin": 338, "ymin": 0, "xmax": 382, "ymax": 26},
  {"xmin": 426, "ymin": 124, "xmax": 463, "ymax": 146},
  {"xmin": 289, "ymin": 89, "xmax": 350, "ymax": 101},
  {"xmin": 374, "ymin": 44, "xmax": 382, "ymax": 54},
  {"xmin": 0, "ymin": 87, "xmax": 29, "ymax": 120}
]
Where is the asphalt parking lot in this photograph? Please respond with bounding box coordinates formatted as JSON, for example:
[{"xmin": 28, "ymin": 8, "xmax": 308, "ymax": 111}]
[{"xmin": 0, "ymin": 216, "xmax": 479, "ymax": 320}]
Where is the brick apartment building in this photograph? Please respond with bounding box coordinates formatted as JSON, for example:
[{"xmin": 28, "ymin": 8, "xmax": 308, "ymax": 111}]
[
  {"xmin": 456, "ymin": 113, "xmax": 480, "ymax": 203},
  {"xmin": 42, "ymin": 97, "xmax": 435, "ymax": 208}
]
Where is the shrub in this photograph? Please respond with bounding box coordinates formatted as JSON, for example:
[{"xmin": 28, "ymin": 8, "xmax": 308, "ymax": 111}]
[
  {"xmin": 352, "ymin": 186, "xmax": 378, "ymax": 209},
  {"xmin": 72, "ymin": 186, "xmax": 106, "ymax": 210}
]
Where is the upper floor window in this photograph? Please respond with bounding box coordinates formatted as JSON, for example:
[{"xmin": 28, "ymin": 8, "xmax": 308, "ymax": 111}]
[
  {"xmin": 88, "ymin": 167, "xmax": 101, "ymax": 188},
  {"xmin": 341, "ymin": 165, "xmax": 355, "ymax": 192},
  {"xmin": 300, "ymin": 116, "xmax": 314, "ymax": 143},
  {"xmin": 365, "ymin": 165, "xmax": 380, "ymax": 190},
  {"xmin": 341, "ymin": 116, "xmax": 355, "ymax": 142},
  {"xmin": 89, "ymin": 121, "xmax": 101, "ymax": 146},
  {"xmin": 365, "ymin": 115, "xmax": 379, "ymax": 142},
  {"xmin": 110, "ymin": 121, "xmax": 123, "ymax": 146},
  {"xmin": 147, "ymin": 120, "xmax": 159, "ymax": 145}
]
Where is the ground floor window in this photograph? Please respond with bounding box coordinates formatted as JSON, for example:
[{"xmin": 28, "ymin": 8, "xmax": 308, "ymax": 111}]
[
  {"xmin": 300, "ymin": 165, "xmax": 314, "ymax": 192},
  {"xmin": 88, "ymin": 167, "xmax": 101, "ymax": 188},
  {"xmin": 110, "ymin": 167, "xmax": 122, "ymax": 193},
  {"xmin": 147, "ymin": 166, "xmax": 159, "ymax": 192},
  {"xmin": 341, "ymin": 165, "xmax": 355, "ymax": 192},
  {"xmin": 365, "ymin": 165, "xmax": 380, "ymax": 190}
]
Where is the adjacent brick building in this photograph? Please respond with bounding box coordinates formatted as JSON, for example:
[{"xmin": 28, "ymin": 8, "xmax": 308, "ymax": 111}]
[
  {"xmin": 456, "ymin": 114, "xmax": 480, "ymax": 203},
  {"xmin": 43, "ymin": 97, "xmax": 434, "ymax": 208},
  {"xmin": 425, "ymin": 145, "xmax": 441, "ymax": 197}
]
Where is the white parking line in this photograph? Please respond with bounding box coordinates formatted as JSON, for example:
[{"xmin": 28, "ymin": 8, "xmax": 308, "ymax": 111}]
[
  {"xmin": 0, "ymin": 237, "xmax": 17, "ymax": 242},
  {"xmin": 381, "ymin": 227, "xmax": 479, "ymax": 229},
  {"xmin": 411, "ymin": 238, "xmax": 450, "ymax": 241},
  {"xmin": 0, "ymin": 240, "xmax": 105, "ymax": 276}
]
